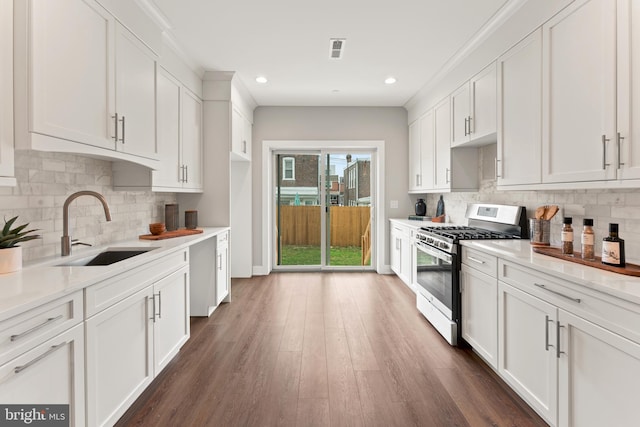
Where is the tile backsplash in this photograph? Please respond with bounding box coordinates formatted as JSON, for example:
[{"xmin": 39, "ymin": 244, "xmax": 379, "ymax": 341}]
[
  {"xmin": 0, "ymin": 151, "xmax": 176, "ymax": 261},
  {"xmin": 424, "ymin": 145, "xmax": 640, "ymax": 265}
]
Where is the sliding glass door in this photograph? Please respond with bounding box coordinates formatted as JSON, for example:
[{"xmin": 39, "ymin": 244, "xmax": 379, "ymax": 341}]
[{"xmin": 274, "ymin": 151, "xmax": 373, "ymax": 270}]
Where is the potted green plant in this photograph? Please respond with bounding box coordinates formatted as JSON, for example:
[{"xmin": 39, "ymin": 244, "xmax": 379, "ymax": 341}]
[{"xmin": 0, "ymin": 216, "xmax": 41, "ymax": 274}]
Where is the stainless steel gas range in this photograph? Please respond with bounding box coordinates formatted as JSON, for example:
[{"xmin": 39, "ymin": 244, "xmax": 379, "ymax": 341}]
[{"xmin": 414, "ymin": 204, "xmax": 528, "ymax": 345}]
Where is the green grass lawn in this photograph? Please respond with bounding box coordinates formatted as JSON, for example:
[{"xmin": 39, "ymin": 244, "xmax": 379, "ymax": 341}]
[{"xmin": 280, "ymin": 245, "xmax": 369, "ymax": 266}]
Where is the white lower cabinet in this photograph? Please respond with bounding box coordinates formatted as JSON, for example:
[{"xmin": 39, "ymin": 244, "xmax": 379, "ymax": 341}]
[
  {"xmin": 557, "ymin": 310, "xmax": 640, "ymax": 427},
  {"xmin": 216, "ymin": 232, "xmax": 230, "ymax": 305},
  {"xmin": 389, "ymin": 221, "xmax": 414, "ymax": 291},
  {"xmin": 85, "ymin": 285, "xmax": 154, "ymax": 427},
  {"xmin": 497, "ymin": 258, "xmax": 640, "ymax": 427},
  {"xmin": 461, "ymin": 247, "xmax": 498, "ymax": 369},
  {"xmin": 153, "ymin": 265, "xmax": 190, "ymax": 375},
  {"xmin": 498, "ymin": 281, "xmax": 557, "ymax": 425},
  {"xmin": 85, "ymin": 250, "xmax": 190, "ymax": 427},
  {"xmin": 0, "ymin": 323, "xmax": 85, "ymax": 426},
  {"xmin": 461, "ymin": 265, "xmax": 498, "ymax": 369}
]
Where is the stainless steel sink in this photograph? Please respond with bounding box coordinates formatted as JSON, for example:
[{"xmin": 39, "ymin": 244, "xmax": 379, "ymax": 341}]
[{"xmin": 57, "ymin": 247, "xmax": 158, "ymax": 266}]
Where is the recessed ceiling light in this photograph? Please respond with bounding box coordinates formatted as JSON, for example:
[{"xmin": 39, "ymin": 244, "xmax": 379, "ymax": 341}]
[
  {"xmin": 256, "ymin": 76, "xmax": 268, "ymax": 84},
  {"xmin": 385, "ymin": 77, "xmax": 397, "ymax": 85},
  {"xmin": 332, "ymin": 89, "xmax": 340, "ymax": 93}
]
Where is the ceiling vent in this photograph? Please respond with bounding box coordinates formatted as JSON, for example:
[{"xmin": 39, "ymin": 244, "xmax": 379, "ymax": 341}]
[{"xmin": 329, "ymin": 38, "xmax": 346, "ymax": 59}]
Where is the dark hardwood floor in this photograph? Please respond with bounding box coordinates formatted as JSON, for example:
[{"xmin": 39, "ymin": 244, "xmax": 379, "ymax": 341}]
[{"xmin": 116, "ymin": 272, "xmax": 547, "ymax": 427}]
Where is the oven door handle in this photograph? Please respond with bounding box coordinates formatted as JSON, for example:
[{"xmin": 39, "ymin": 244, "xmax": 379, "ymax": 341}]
[{"xmin": 416, "ymin": 242, "xmax": 452, "ymax": 263}]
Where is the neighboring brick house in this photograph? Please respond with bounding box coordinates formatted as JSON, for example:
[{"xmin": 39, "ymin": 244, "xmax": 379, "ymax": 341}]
[
  {"xmin": 344, "ymin": 158, "xmax": 371, "ymax": 206},
  {"xmin": 277, "ymin": 155, "xmax": 319, "ymax": 205}
]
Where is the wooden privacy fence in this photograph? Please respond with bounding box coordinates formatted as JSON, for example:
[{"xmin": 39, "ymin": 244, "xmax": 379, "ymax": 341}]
[{"xmin": 279, "ymin": 206, "xmax": 371, "ymax": 247}]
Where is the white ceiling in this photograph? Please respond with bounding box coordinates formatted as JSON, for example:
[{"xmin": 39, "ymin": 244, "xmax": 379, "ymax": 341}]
[{"xmin": 148, "ymin": 0, "xmax": 514, "ymax": 107}]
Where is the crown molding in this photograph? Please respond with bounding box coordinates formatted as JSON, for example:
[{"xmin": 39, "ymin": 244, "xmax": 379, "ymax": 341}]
[{"xmin": 404, "ymin": 0, "xmax": 528, "ymax": 111}]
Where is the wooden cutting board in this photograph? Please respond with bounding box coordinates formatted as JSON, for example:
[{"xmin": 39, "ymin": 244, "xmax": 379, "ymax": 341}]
[
  {"xmin": 532, "ymin": 246, "xmax": 640, "ymax": 276},
  {"xmin": 139, "ymin": 228, "xmax": 203, "ymax": 240}
]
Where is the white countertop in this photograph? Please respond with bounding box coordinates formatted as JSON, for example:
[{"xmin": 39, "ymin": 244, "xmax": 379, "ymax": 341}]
[
  {"xmin": 461, "ymin": 240, "xmax": 640, "ymax": 305},
  {"xmin": 0, "ymin": 227, "xmax": 229, "ymax": 321}
]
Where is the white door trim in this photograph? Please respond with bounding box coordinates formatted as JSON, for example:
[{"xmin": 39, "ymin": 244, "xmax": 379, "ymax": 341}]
[{"xmin": 259, "ymin": 140, "xmax": 385, "ymax": 275}]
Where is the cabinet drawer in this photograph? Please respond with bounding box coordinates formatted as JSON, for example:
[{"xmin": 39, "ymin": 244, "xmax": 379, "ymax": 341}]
[
  {"xmin": 0, "ymin": 291, "xmax": 83, "ymax": 366},
  {"xmin": 499, "ymin": 260, "xmax": 640, "ymax": 345},
  {"xmin": 461, "ymin": 246, "xmax": 497, "ymax": 277},
  {"xmin": 85, "ymin": 249, "xmax": 188, "ymax": 318},
  {"xmin": 217, "ymin": 231, "xmax": 229, "ymax": 248}
]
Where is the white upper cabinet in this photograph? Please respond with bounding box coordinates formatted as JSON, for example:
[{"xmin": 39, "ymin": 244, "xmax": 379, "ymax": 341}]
[
  {"xmin": 408, "ymin": 109, "xmax": 434, "ymax": 192},
  {"xmin": 497, "ymin": 28, "xmax": 543, "ymax": 187},
  {"xmin": 114, "ymin": 24, "xmax": 157, "ymax": 159},
  {"xmin": 408, "ymin": 120, "xmax": 422, "ymax": 191},
  {"xmin": 151, "ymin": 69, "xmax": 203, "ymax": 192},
  {"xmin": 231, "ymin": 105, "xmax": 252, "ymax": 161},
  {"xmin": 434, "ymin": 97, "xmax": 451, "ymax": 190},
  {"xmin": 408, "ymin": 99, "xmax": 478, "ymax": 193},
  {"xmin": 14, "ymin": 0, "xmax": 159, "ymax": 168},
  {"xmin": 0, "ymin": 0, "xmax": 15, "ymax": 186},
  {"xmin": 542, "ymin": 0, "xmax": 617, "ymax": 183},
  {"xmin": 451, "ymin": 63, "xmax": 497, "ymax": 147},
  {"xmin": 419, "ymin": 109, "xmax": 435, "ymax": 190},
  {"xmin": 181, "ymin": 89, "xmax": 204, "ymax": 191},
  {"xmin": 616, "ymin": 0, "xmax": 640, "ymax": 180}
]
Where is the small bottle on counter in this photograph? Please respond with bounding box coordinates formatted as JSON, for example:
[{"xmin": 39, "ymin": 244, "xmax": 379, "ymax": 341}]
[
  {"xmin": 561, "ymin": 217, "xmax": 574, "ymax": 255},
  {"xmin": 581, "ymin": 218, "xmax": 595, "ymax": 261},
  {"xmin": 602, "ymin": 223, "xmax": 625, "ymax": 268}
]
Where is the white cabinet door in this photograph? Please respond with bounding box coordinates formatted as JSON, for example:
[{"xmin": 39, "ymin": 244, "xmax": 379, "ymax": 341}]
[
  {"xmin": 390, "ymin": 227, "xmax": 401, "ymax": 275},
  {"xmin": 153, "ymin": 68, "xmax": 182, "ymax": 189},
  {"xmin": 153, "ymin": 265, "xmax": 190, "ymax": 374},
  {"xmin": 419, "ymin": 110, "xmax": 435, "ymax": 190},
  {"xmin": 558, "ymin": 310, "xmax": 640, "ymax": 427},
  {"xmin": 461, "ymin": 265, "xmax": 497, "ymax": 369},
  {"xmin": 434, "ymin": 97, "xmax": 451, "ymax": 190},
  {"xmin": 181, "ymin": 89, "xmax": 204, "ymax": 191},
  {"xmin": 497, "ymin": 29, "xmax": 543, "ymax": 186},
  {"xmin": 114, "ymin": 24, "xmax": 157, "ymax": 159},
  {"xmin": 616, "ymin": 0, "xmax": 640, "ymax": 180},
  {"xmin": 542, "ymin": 0, "xmax": 617, "ymax": 183},
  {"xmin": 0, "ymin": 324, "xmax": 85, "ymax": 427},
  {"xmin": 498, "ymin": 282, "xmax": 558, "ymax": 426},
  {"xmin": 470, "ymin": 63, "xmax": 497, "ymax": 142},
  {"xmin": 216, "ymin": 233, "xmax": 230, "ymax": 305},
  {"xmin": 399, "ymin": 231, "xmax": 412, "ymax": 286},
  {"xmin": 0, "ymin": 0, "xmax": 15, "ymax": 186},
  {"xmin": 231, "ymin": 106, "xmax": 250, "ymax": 161},
  {"xmin": 25, "ymin": 0, "xmax": 115, "ymax": 150},
  {"xmin": 86, "ymin": 286, "xmax": 154, "ymax": 427},
  {"xmin": 451, "ymin": 83, "xmax": 471, "ymax": 147},
  {"xmin": 408, "ymin": 120, "xmax": 422, "ymax": 191}
]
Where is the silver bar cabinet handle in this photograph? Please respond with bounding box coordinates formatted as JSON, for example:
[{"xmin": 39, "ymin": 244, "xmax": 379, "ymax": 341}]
[
  {"xmin": 156, "ymin": 292, "xmax": 162, "ymax": 319},
  {"xmin": 468, "ymin": 116, "xmax": 472, "ymax": 134},
  {"xmin": 617, "ymin": 133, "xmax": 625, "ymax": 168},
  {"xmin": 544, "ymin": 315, "xmax": 554, "ymax": 351},
  {"xmin": 556, "ymin": 321, "xmax": 566, "ymax": 359},
  {"xmin": 150, "ymin": 295, "xmax": 156, "ymax": 322},
  {"xmin": 534, "ymin": 283, "xmax": 581, "ymax": 303},
  {"xmin": 120, "ymin": 116, "xmax": 126, "ymax": 143},
  {"xmin": 467, "ymin": 256, "xmax": 485, "ymax": 265},
  {"xmin": 446, "ymin": 168, "xmax": 450, "ymax": 184},
  {"xmin": 14, "ymin": 343, "xmax": 65, "ymax": 374},
  {"xmin": 602, "ymin": 135, "xmax": 610, "ymax": 169},
  {"xmin": 185, "ymin": 165, "xmax": 188, "ymax": 183},
  {"xmin": 11, "ymin": 315, "xmax": 64, "ymax": 342},
  {"xmin": 112, "ymin": 113, "xmax": 119, "ymax": 141},
  {"xmin": 218, "ymin": 254, "xmax": 223, "ymax": 271}
]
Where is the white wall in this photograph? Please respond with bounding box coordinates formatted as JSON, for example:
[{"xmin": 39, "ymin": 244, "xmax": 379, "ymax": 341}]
[{"xmin": 251, "ymin": 106, "xmax": 411, "ymax": 271}]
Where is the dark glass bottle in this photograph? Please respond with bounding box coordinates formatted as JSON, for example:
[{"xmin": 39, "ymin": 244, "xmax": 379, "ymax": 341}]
[
  {"xmin": 602, "ymin": 223, "xmax": 625, "ymax": 267},
  {"xmin": 415, "ymin": 199, "xmax": 426, "ymax": 216},
  {"xmin": 436, "ymin": 195, "xmax": 445, "ymax": 217}
]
